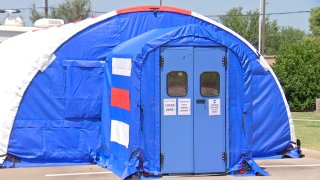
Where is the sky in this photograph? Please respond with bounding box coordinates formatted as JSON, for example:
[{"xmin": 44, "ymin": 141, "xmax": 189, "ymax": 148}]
[{"xmin": 0, "ymin": 0, "xmax": 319, "ymax": 32}]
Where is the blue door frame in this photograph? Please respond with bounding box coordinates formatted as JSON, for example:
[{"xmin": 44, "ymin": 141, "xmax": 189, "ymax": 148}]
[{"xmin": 160, "ymin": 46, "xmax": 226, "ymax": 174}]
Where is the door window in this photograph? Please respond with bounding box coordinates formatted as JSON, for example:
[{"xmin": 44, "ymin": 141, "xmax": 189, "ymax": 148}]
[
  {"xmin": 200, "ymin": 72, "xmax": 220, "ymax": 96},
  {"xmin": 167, "ymin": 71, "xmax": 188, "ymax": 97}
]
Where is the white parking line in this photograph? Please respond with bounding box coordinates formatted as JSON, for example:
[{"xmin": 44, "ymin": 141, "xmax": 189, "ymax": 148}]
[
  {"xmin": 262, "ymin": 164, "xmax": 320, "ymax": 168},
  {"xmin": 45, "ymin": 171, "xmax": 112, "ymax": 177},
  {"xmin": 293, "ymin": 119, "xmax": 320, "ymax": 122},
  {"xmin": 295, "ymin": 117, "xmax": 319, "ymax": 119},
  {"xmin": 44, "ymin": 164, "xmax": 320, "ymax": 177}
]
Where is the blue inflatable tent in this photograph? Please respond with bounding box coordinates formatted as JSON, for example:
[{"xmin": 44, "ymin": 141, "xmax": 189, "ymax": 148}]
[{"xmin": 0, "ymin": 6, "xmax": 299, "ymax": 179}]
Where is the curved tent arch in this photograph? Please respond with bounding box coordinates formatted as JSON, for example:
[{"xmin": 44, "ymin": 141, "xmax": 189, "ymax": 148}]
[{"xmin": 102, "ymin": 24, "xmax": 291, "ymax": 177}]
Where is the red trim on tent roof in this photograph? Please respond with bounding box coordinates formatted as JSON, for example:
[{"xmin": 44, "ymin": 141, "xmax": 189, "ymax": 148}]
[
  {"xmin": 116, "ymin": 6, "xmax": 191, "ymax": 16},
  {"xmin": 72, "ymin": 20, "xmax": 81, "ymax": 24}
]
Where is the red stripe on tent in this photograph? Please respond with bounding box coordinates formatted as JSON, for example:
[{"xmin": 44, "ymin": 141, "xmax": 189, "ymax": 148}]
[
  {"xmin": 72, "ymin": 20, "xmax": 81, "ymax": 24},
  {"xmin": 117, "ymin": 6, "xmax": 191, "ymax": 16},
  {"xmin": 111, "ymin": 88, "xmax": 130, "ymax": 111}
]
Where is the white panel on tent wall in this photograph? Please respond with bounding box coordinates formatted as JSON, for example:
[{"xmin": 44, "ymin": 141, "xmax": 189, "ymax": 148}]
[
  {"xmin": 110, "ymin": 120, "xmax": 129, "ymax": 148},
  {"xmin": 112, "ymin": 58, "xmax": 132, "ymax": 76}
]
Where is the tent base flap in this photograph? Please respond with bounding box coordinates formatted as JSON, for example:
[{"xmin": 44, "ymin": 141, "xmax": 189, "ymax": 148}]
[
  {"xmin": 230, "ymin": 156, "xmax": 269, "ymax": 176},
  {"xmin": 278, "ymin": 142, "xmax": 302, "ymax": 158},
  {"xmin": 97, "ymin": 149, "xmax": 140, "ymax": 180},
  {"xmin": 255, "ymin": 141, "xmax": 303, "ymax": 160}
]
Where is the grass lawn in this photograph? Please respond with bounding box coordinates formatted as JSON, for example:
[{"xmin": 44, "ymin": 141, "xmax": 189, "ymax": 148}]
[{"xmin": 292, "ymin": 112, "xmax": 320, "ymax": 150}]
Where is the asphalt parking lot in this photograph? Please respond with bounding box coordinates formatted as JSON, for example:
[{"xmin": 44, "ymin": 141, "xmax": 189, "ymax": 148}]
[{"xmin": 1, "ymin": 148, "xmax": 320, "ymax": 180}]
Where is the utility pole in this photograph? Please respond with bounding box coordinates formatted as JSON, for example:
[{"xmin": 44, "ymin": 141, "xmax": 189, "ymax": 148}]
[
  {"xmin": 258, "ymin": 0, "xmax": 266, "ymax": 55},
  {"xmin": 160, "ymin": 0, "xmax": 162, "ymax": 6},
  {"xmin": 44, "ymin": 0, "xmax": 48, "ymax": 18}
]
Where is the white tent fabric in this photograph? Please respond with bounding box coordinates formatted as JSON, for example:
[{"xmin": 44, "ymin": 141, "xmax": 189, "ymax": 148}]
[
  {"xmin": 0, "ymin": 11, "xmax": 117, "ymax": 163},
  {"xmin": 0, "ymin": 9, "xmax": 295, "ymax": 164}
]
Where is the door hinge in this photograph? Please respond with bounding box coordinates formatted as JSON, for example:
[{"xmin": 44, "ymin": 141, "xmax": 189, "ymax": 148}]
[
  {"xmin": 160, "ymin": 56, "xmax": 164, "ymax": 67},
  {"xmin": 222, "ymin": 56, "xmax": 227, "ymax": 67},
  {"xmin": 222, "ymin": 152, "xmax": 227, "ymax": 162},
  {"xmin": 160, "ymin": 153, "xmax": 165, "ymax": 168}
]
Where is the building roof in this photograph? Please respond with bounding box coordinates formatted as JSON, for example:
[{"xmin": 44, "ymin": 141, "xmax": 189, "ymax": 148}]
[{"xmin": 0, "ymin": 25, "xmax": 41, "ymax": 42}]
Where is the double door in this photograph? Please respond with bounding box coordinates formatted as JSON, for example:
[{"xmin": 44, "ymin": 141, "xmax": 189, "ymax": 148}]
[{"xmin": 160, "ymin": 46, "xmax": 226, "ymax": 174}]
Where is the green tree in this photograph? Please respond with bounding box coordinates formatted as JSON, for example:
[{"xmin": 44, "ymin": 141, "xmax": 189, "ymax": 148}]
[
  {"xmin": 30, "ymin": 3, "xmax": 44, "ymax": 23},
  {"xmin": 309, "ymin": 7, "xmax": 320, "ymax": 36},
  {"xmin": 273, "ymin": 37, "xmax": 320, "ymax": 111},
  {"xmin": 277, "ymin": 27, "xmax": 305, "ymax": 47},
  {"xmin": 219, "ymin": 8, "xmax": 259, "ymax": 48},
  {"xmin": 219, "ymin": 7, "xmax": 280, "ymax": 54},
  {"xmin": 30, "ymin": 0, "xmax": 91, "ymax": 23},
  {"xmin": 264, "ymin": 20, "xmax": 279, "ymax": 55},
  {"xmin": 218, "ymin": 7, "xmax": 305, "ymax": 55},
  {"xmin": 268, "ymin": 26, "xmax": 305, "ymax": 54}
]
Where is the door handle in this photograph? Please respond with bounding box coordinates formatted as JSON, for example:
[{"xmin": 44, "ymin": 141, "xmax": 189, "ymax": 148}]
[{"xmin": 196, "ymin": 99, "xmax": 206, "ymax": 104}]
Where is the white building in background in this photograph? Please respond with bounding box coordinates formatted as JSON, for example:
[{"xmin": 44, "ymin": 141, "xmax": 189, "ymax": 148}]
[
  {"xmin": 0, "ymin": 26, "xmax": 40, "ymax": 43},
  {"xmin": 0, "ymin": 9, "xmax": 64, "ymax": 43},
  {"xmin": 0, "ymin": 9, "xmax": 37, "ymax": 42}
]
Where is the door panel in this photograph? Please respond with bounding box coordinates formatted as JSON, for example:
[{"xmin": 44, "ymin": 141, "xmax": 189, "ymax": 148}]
[
  {"xmin": 160, "ymin": 46, "xmax": 226, "ymax": 174},
  {"xmin": 193, "ymin": 47, "xmax": 226, "ymax": 173},
  {"xmin": 160, "ymin": 47, "xmax": 194, "ymax": 173}
]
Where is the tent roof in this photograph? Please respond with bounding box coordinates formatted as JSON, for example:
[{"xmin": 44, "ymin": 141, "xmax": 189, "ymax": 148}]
[{"xmin": 0, "ymin": 6, "xmax": 292, "ymax": 165}]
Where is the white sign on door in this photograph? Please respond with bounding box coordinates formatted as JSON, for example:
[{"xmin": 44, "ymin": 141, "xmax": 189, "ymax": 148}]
[
  {"xmin": 178, "ymin": 98, "xmax": 191, "ymax": 115},
  {"xmin": 164, "ymin": 99, "xmax": 176, "ymax": 116},
  {"xmin": 209, "ymin": 99, "xmax": 221, "ymax": 116}
]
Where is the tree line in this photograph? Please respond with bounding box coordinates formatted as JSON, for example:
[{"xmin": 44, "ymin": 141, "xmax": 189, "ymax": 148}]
[
  {"xmin": 219, "ymin": 7, "xmax": 320, "ymax": 111},
  {"xmin": 273, "ymin": 8, "xmax": 320, "ymax": 112},
  {"xmin": 218, "ymin": 7, "xmax": 305, "ymax": 55}
]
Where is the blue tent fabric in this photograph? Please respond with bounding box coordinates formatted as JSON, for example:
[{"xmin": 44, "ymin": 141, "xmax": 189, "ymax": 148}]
[
  {"xmin": 251, "ymin": 59, "xmax": 291, "ymax": 157},
  {"xmin": 227, "ymin": 51, "xmax": 244, "ymax": 168},
  {"xmin": 2, "ymin": 7, "xmax": 299, "ymax": 179},
  {"xmin": 4, "ymin": 59, "xmax": 102, "ymax": 167}
]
